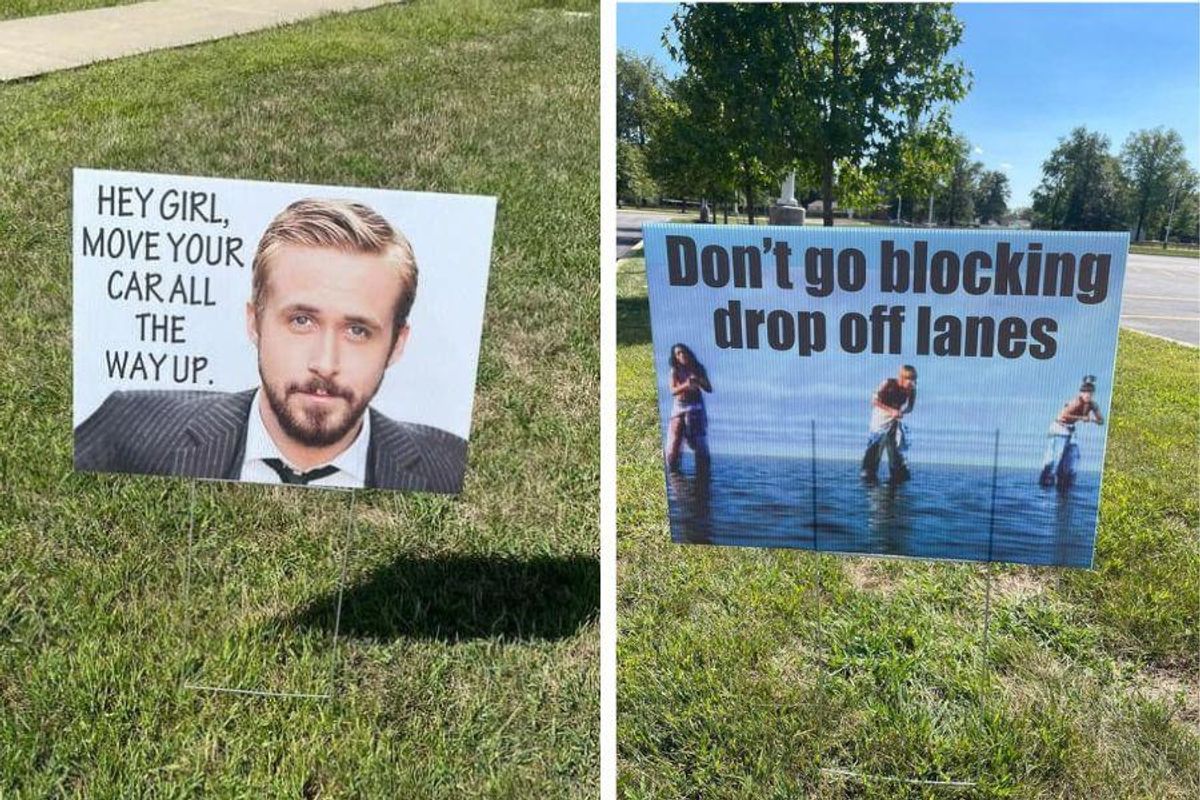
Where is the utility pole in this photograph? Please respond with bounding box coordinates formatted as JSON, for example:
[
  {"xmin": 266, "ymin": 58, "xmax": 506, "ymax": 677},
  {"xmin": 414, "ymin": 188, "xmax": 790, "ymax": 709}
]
[{"xmin": 1163, "ymin": 181, "xmax": 1181, "ymax": 250}]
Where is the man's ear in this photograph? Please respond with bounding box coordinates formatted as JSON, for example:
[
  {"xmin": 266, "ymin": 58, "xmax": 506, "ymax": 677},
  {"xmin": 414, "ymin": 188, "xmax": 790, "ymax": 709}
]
[
  {"xmin": 387, "ymin": 324, "xmax": 411, "ymax": 367},
  {"xmin": 245, "ymin": 302, "xmax": 259, "ymax": 346}
]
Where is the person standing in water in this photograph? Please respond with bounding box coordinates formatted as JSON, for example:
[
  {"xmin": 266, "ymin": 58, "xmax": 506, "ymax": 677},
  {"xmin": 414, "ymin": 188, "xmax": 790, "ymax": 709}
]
[
  {"xmin": 1039, "ymin": 375, "xmax": 1104, "ymax": 488},
  {"xmin": 665, "ymin": 343, "xmax": 712, "ymax": 473},
  {"xmin": 861, "ymin": 365, "xmax": 917, "ymax": 482}
]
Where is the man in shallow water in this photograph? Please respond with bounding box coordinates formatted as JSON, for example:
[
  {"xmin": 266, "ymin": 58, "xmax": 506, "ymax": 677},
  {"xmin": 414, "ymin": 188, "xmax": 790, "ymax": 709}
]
[
  {"xmin": 861, "ymin": 365, "xmax": 916, "ymax": 483},
  {"xmin": 1039, "ymin": 375, "xmax": 1104, "ymax": 489}
]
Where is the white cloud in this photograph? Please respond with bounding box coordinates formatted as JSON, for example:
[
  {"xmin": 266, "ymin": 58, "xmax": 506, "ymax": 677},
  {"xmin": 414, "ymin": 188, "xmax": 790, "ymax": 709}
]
[
  {"xmin": 1000, "ymin": 162, "xmax": 1013, "ymax": 171},
  {"xmin": 973, "ymin": 145, "xmax": 984, "ymax": 155}
]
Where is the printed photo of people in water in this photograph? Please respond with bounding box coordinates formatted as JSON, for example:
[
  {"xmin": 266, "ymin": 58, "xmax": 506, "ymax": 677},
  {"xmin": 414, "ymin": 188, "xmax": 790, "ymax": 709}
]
[{"xmin": 643, "ymin": 226, "xmax": 1128, "ymax": 567}]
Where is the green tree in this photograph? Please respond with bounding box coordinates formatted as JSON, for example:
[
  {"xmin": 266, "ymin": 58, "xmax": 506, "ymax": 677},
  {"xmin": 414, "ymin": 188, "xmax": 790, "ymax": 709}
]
[
  {"xmin": 670, "ymin": 3, "xmax": 970, "ymax": 226},
  {"xmin": 975, "ymin": 169, "xmax": 1010, "ymax": 225},
  {"xmin": 617, "ymin": 50, "xmax": 666, "ymax": 207},
  {"xmin": 1031, "ymin": 127, "xmax": 1127, "ymax": 231},
  {"xmin": 934, "ymin": 136, "xmax": 982, "ymax": 226},
  {"xmin": 880, "ymin": 109, "xmax": 958, "ymax": 223},
  {"xmin": 663, "ymin": 9, "xmax": 787, "ymax": 223},
  {"xmin": 646, "ymin": 75, "xmax": 767, "ymax": 220},
  {"xmin": 617, "ymin": 140, "xmax": 656, "ymax": 206},
  {"xmin": 1120, "ymin": 127, "xmax": 1190, "ymax": 242},
  {"xmin": 617, "ymin": 49, "xmax": 665, "ymax": 145},
  {"xmin": 1154, "ymin": 167, "xmax": 1200, "ymax": 245}
]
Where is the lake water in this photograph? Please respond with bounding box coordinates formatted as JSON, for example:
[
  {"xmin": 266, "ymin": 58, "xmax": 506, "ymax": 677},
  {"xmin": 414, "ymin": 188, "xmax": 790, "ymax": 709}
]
[{"xmin": 666, "ymin": 454, "xmax": 1099, "ymax": 567}]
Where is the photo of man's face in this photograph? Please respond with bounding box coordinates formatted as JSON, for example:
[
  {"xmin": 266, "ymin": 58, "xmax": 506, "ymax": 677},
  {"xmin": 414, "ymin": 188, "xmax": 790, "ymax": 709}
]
[{"xmin": 247, "ymin": 244, "xmax": 408, "ymax": 448}]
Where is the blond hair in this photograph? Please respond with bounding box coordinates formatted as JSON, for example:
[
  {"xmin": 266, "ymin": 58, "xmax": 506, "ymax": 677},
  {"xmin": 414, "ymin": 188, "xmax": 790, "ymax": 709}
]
[{"xmin": 251, "ymin": 198, "xmax": 418, "ymax": 335}]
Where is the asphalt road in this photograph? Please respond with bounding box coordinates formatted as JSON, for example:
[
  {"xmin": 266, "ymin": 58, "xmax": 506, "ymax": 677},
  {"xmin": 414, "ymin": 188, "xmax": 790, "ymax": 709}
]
[
  {"xmin": 616, "ymin": 210, "xmax": 677, "ymax": 259},
  {"xmin": 1120, "ymin": 252, "xmax": 1199, "ymax": 346},
  {"xmin": 616, "ymin": 212, "xmax": 1199, "ymax": 347}
]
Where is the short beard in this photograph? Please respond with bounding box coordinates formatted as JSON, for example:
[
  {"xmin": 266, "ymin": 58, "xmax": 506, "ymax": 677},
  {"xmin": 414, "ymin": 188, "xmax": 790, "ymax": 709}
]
[{"xmin": 261, "ymin": 375, "xmax": 371, "ymax": 448}]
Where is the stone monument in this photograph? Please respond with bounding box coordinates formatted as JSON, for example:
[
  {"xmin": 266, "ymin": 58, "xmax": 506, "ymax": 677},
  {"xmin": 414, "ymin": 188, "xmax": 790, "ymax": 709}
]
[{"xmin": 768, "ymin": 171, "xmax": 806, "ymax": 225}]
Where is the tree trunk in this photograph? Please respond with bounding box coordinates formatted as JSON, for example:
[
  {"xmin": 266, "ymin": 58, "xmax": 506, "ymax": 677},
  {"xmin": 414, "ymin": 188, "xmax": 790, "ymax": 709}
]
[
  {"xmin": 824, "ymin": 7, "xmax": 841, "ymax": 229},
  {"xmin": 821, "ymin": 155, "xmax": 834, "ymax": 227},
  {"xmin": 1134, "ymin": 192, "xmax": 1149, "ymax": 242},
  {"xmin": 745, "ymin": 167, "xmax": 756, "ymax": 226}
]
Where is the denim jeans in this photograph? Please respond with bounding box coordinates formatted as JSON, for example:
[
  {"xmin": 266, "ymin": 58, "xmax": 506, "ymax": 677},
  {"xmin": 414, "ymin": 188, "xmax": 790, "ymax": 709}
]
[
  {"xmin": 1039, "ymin": 433, "xmax": 1074, "ymax": 487},
  {"xmin": 1041, "ymin": 434, "xmax": 1071, "ymax": 472},
  {"xmin": 861, "ymin": 424, "xmax": 907, "ymax": 479}
]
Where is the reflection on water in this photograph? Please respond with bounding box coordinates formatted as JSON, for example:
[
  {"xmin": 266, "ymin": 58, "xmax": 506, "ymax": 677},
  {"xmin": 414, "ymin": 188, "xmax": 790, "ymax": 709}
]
[
  {"xmin": 665, "ymin": 453, "xmax": 1098, "ymax": 567},
  {"xmin": 667, "ymin": 469, "xmax": 712, "ymax": 544}
]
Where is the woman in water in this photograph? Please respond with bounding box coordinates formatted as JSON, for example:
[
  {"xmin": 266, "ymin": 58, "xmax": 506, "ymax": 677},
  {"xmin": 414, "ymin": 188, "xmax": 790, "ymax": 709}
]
[{"xmin": 665, "ymin": 343, "xmax": 712, "ymax": 473}]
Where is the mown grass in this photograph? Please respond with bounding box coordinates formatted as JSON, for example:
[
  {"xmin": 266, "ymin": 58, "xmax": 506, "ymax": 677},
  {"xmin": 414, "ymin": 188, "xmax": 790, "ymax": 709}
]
[
  {"xmin": 0, "ymin": 0, "xmax": 140, "ymax": 20},
  {"xmin": 1128, "ymin": 244, "xmax": 1199, "ymax": 260},
  {"xmin": 0, "ymin": 0, "xmax": 598, "ymax": 796},
  {"xmin": 617, "ymin": 255, "xmax": 1199, "ymax": 798}
]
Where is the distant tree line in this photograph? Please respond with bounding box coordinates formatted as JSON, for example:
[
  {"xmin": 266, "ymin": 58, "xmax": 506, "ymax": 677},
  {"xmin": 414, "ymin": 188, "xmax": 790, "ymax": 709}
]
[{"xmin": 617, "ymin": 4, "xmax": 1198, "ymax": 243}]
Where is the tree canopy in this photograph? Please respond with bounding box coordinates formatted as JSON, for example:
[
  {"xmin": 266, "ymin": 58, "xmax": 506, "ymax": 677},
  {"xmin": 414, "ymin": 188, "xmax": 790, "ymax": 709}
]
[
  {"xmin": 975, "ymin": 169, "xmax": 1011, "ymax": 225},
  {"xmin": 669, "ymin": 3, "xmax": 971, "ymax": 225},
  {"xmin": 1120, "ymin": 127, "xmax": 1190, "ymax": 241},
  {"xmin": 1031, "ymin": 127, "xmax": 1127, "ymax": 231},
  {"xmin": 617, "ymin": 49, "xmax": 665, "ymax": 146}
]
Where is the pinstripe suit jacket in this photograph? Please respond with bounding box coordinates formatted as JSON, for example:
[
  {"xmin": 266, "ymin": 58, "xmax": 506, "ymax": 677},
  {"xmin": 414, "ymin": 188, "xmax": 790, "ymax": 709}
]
[{"xmin": 74, "ymin": 389, "xmax": 468, "ymax": 493}]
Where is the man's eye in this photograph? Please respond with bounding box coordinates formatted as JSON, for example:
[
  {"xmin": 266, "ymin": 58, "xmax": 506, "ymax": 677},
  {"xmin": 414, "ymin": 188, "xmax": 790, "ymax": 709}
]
[
  {"xmin": 291, "ymin": 315, "xmax": 313, "ymax": 328},
  {"xmin": 347, "ymin": 325, "xmax": 370, "ymax": 340}
]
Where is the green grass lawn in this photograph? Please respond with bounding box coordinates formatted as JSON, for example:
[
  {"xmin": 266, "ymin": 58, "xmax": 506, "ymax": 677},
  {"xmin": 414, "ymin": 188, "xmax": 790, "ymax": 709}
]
[
  {"xmin": 0, "ymin": 0, "xmax": 141, "ymax": 20},
  {"xmin": 0, "ymin": 0, "xmax": 598, "ymax": 796},
  {"xmin": 1128, "ymin": 244, "xmax": 1199, "ymax": 260},
  {"xmin": 617, "ymin": 256, "xmax": 1198, "ymax": 799}
]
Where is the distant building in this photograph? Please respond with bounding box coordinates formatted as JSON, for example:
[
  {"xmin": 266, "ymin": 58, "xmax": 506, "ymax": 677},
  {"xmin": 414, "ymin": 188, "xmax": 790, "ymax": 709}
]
[{"xmin": 806, "ymin": 199, "xmax": 837, "ymax": 215}]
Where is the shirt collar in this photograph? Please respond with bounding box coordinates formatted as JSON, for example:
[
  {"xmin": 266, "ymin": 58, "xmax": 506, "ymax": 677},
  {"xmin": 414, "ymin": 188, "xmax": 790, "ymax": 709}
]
[{"xmin": 244, "ymin": 388, "xmax": 371, "ymax": 482}]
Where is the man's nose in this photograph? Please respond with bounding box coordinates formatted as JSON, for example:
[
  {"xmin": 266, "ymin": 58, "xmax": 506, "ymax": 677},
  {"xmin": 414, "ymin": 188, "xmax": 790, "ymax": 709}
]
[{"xmin": 308, "ymin": 329, "xmax": 341, "ymax": 376}]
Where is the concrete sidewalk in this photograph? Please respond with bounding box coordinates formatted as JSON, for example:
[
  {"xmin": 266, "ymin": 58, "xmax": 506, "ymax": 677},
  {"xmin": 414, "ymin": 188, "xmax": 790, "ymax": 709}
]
[{"xmin": 0, "ymin": 0, "xmax": 402, "ymax": 81}]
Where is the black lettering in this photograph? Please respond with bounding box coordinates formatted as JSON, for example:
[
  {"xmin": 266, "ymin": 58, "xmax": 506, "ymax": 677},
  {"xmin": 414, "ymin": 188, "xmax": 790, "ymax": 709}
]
[
  {"xmin": 932, "ymin": 315, "xmax": 961, "ymax": 356},
  {"xmin": 1044, "ymin": 252, "xmax": 1075, "ymax": 298},
  {"xmin": 930, "ymin": 250, "xmax": 960, "ymax": 294},
  {"xmin": 840, "ymin": 312, "xmax": 867, "ymax": 353},
  {"xmin": 964, "ymin": 315, "xmax": 995, "ymax": 357},
  {"xmin": 962, "ymin": 251, "xmax": 991, "ymax": 294},
  {"xmin": 805, "ymin": 247, "xmax": 834, "ymax": 297},
  {"xmin": 1077, "ymin": 254, "xmax": 1110, "ymax": 304},
  {"xmin": 796, "ymin": 312, "xmax": 826, "ymax": 356},
  {"xmin": 766, "ymin": 310, "xmax": 794, "ymax": 351},
  {"xmin": 838, "ymin": 248, "xmax": 867, "ymax": 291},
  {"xmin": 772, "ymin": 240, "xmax": 793, "ymax": 289},
  {"xmin": 700, "ymin": 244, "xmax": 730, "ymax": 287},
  {"xmin": 731, "ymin": 245, "xmax": 762, "ymax": 288},
  {"xmin": 1029, "ymin": 317, "xmax": 1058, "ymax": 359},
  {"xmin": 880, "ymin": 240, "xmax": 909, "ymax": 293},
  {"xmin": 994, "ymin": 242, "xmax": 1024, "ymax": 296},
  {"xmin": 714, "ymin": 300, "xmax": 742, "ymax": 348},
  {"xmin": 997, "ymin": 317, "xmax": 1027, "ymax": 358},
  {"xmin": 666, "ymin": 236, "xmax": 697, "ymax": 286}
]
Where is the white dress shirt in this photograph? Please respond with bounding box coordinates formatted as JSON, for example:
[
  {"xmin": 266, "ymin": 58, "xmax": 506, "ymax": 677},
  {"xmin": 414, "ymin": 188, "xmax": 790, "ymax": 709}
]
[{"xmin": 239, "ymin": 389, "xmax": 370, "ymax": 488}]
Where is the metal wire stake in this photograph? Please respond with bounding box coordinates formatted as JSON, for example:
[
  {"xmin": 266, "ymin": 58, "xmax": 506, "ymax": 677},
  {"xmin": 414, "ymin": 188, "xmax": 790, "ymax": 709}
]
[
  {"xmin": 327, "ymin": 488, "xmax": 357, "ymax": 697},
  {"xmin": 981, "ymin": 428, "xmax": 1000, "ymax": 688},
  {"xmin": 179, "ymin": 480, "xmax": 198, "ymax": 689},
  {"xmin": 981, "ymin": 564, "xmax": 994, "ymax": 686}
]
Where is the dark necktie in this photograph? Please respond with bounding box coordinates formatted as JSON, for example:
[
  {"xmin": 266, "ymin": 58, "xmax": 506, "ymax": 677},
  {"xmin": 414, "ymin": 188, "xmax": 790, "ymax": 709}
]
[{"xmin": 262, "ymin": 458, "xmax": 340, "ymax": 485}]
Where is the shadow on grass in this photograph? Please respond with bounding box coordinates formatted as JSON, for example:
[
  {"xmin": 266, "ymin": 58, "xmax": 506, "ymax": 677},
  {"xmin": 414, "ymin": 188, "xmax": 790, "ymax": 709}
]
[
  {"xmin": 287, "ymin": 553, "xmax": 599, "ymax": 642},
  {"xmin": 617, "ymin": 295, "xmax": 651, "ymax": 347}
]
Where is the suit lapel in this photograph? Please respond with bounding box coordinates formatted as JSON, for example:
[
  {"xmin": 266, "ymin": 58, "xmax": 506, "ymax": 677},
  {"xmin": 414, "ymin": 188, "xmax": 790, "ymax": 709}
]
[
  {"xmin": 172, "ymin": 389, "xmax": 255, "ymax": 480},
  {"xmin": 366, "ymin": 408, "xmax": 424, "ymax": 490}
]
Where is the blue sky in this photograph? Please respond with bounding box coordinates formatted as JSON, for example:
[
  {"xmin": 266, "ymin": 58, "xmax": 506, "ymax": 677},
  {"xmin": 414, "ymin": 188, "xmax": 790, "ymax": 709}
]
[{"xmin": 617, "ymin": 2, "xmax": 1200, "ymax": 208}]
